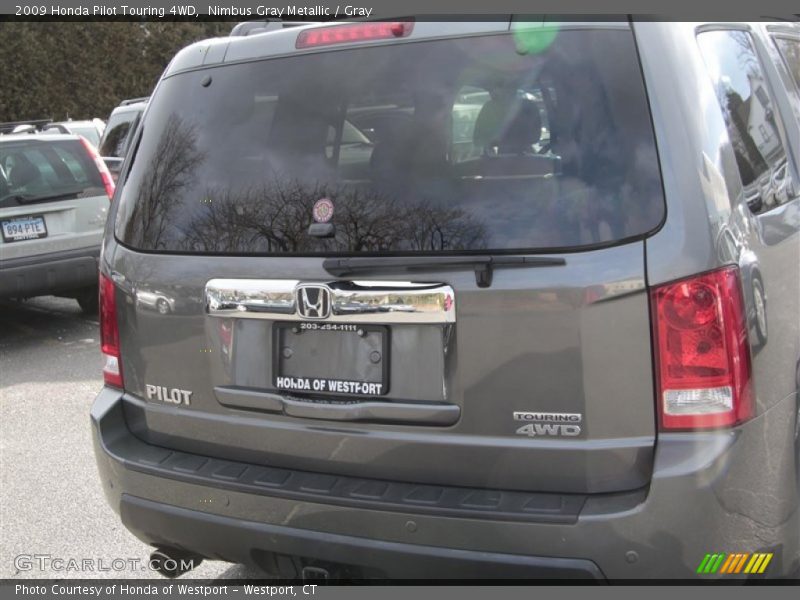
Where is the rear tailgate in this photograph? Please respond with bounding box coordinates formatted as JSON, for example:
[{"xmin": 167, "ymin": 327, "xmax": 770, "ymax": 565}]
[
  {"xmin": 110, "ymin": 23, "xmax": 663, "ymax": 495},
  {"xmin": 114, "ymin": 242, "xmax": 653, "ymax": 494}
]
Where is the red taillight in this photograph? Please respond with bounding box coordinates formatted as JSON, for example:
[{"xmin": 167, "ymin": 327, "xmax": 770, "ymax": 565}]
[
  {"xmin": 99, "ymin": 271, "xmax": 123, "ymax": 388},
  {"xmin": 79, "ymin": 136, "xmax": 115, "ymax": 201},
  {"xmin": 651, "ymin": 266, "xmax": 753, "ymax": 430},
  {"xmin": 296, "ymin": 21, "xmax": 413, "ymax": 49}
]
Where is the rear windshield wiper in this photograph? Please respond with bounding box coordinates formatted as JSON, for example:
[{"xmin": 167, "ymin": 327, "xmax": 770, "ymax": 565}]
[
  {"xmin": 323, "ymin": 255, "xmax": 566, "ymax": 288},
  {"xmin": 1, "ymin": 191, "xmax": 80, "ymax": 205}
]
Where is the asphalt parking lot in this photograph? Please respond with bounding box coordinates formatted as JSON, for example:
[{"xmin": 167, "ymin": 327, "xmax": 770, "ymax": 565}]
[{"xmin": 0, "ymin": 296, "xmax": 261, "ymax": 579}]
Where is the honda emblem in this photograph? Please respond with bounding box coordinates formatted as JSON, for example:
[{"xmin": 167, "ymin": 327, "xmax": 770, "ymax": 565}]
[{"xmin": 296, "ymin": 285, "xmax": 332, "ymax": 319}]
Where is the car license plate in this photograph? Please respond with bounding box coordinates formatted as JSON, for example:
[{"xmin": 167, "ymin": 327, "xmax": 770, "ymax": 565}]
[
  {"xmin": 1, "ymin": 215, "xmax": 47, "ymax": 242},
  {"xmin": 273, "ymin": 323, "xmax": 389, "ymax": 397}
]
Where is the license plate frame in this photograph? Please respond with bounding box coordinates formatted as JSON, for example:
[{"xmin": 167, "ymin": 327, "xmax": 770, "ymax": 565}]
[
  {"xmin": 272, "ymin": 322, "xmax": 390, "ymax": 397},
  {"xmin": 1, "ymin": 214, "xmax": 48, "ymax": 243}
]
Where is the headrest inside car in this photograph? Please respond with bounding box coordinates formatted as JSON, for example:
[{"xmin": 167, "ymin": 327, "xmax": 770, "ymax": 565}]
[{"xmin": 473, "ymin": 94, "xmax": 542, "ymax": 155}]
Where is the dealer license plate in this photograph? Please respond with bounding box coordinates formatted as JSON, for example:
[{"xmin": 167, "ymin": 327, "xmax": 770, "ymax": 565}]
[{"xmin": 273, "ymin": 322, "xmax": 389, "ymax": 397}]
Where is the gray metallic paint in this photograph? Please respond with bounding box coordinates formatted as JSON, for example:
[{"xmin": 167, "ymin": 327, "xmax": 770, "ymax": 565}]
[
  {"xmin": 93, "ymin": 21, "xmax": 800, "ymax": 578},
  {"xmin": 110, "ymin": 240, "xmax": 655, "ymax": 494}
]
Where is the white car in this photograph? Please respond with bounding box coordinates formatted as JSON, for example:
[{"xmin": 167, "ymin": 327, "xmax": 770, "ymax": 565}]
[
  {"xmin": 42, "ymin": 119, "xmax": 106, "ymax": 148},
  {"xmin": 0, "ymin": 133, "xmax": 115, "ymax": 313}
]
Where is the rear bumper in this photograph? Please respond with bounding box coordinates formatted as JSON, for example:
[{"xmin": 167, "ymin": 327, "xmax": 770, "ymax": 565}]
[
  {"xmin": 0, "ymin": 246, "xmax": 99, "ymax": 298},
  {"xmin": 92, "ymin": 388, "xmax": 800, "ymax": 580},
  {"xmin": 120, "ymin": 495, "xmax": 602, "ymax": 579}
]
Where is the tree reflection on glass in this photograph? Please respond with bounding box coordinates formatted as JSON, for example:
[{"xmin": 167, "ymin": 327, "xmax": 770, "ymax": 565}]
[
  {"xmin": 179, "ymin": 175, "xmax": 488, "ymax": 254},
  {"xmin": 121, "ymin": 114, "xmax": 206, "ymax": 249}
]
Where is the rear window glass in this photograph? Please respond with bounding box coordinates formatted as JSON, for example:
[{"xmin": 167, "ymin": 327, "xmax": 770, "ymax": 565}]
[
  {"xmin": 43, "ymin": 124, "xmax": 100, "ymax": 148},
  {"xmin": 68, "ymin": 125, "xmax": 101, "ymax": 147},
  {"xmin": 100, "ymin": 111, "xmax": 137, "ymax": 158},
  {"xmin": 0, "ymin": 139, "xmax": 104, "ymax": 207},
  {"xmin": 115, "ymin": 28, "xmax": 665, "ymax": 255}
]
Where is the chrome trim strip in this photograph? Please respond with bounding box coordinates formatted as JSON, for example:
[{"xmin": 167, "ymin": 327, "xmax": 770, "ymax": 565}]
[
  {"xmin": 206, "ymin": 279, "xmax": 456, "ymax": 324},
  {"xmin": 214, "ymin": 386, "xmax": 460, "ymax": 426},
  {"xmin": 282, "ymin": 396, "xmax": 460, "ymax": 425}
]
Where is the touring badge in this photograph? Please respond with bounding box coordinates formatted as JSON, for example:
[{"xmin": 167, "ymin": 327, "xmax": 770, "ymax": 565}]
[{"xmin": 513, "ymin": 411, "xmax": 582, "ymax": 438}]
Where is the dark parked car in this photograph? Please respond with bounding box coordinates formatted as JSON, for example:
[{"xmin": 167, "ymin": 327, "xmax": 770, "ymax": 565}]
[
  {"xmin": 98, "ymin": 97, "xmax": 147, "ymax": 180},
  {"xmin": 92, "ymin": 20, "xmax": 800, "ymax": 579}
]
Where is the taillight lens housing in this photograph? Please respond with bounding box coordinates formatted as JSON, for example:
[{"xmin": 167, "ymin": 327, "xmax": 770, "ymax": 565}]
[
  {"xmin": 651, "ymin": 266, "xmax": 753, "ymax": 430},
  {"xmin": 296, "ymin": 21, "xmax": 413, "ymax": 49},
  {"xmin": 99, "ymin": 272, "xmax": 123, "ymax": 388},
  {"xmin": 79, "ymin": 136, "xmax": 116, "ymax": 201}
]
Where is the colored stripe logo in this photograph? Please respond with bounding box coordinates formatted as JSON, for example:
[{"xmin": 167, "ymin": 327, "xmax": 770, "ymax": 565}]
[{"xmin": 696, "ymin": 552, "xmax": 773, "ymax": 574}]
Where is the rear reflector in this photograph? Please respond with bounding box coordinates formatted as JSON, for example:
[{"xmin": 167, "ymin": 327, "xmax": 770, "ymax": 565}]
[
  {"xmin": 99, "ymin": 271, "xmax": 123, "ymax": 388},
  {"xmin": 651, "ymin": 266, "xmax": 753, "ymax": 430},
  {"xmin": 296, "ymin": 21, "xmax": 413, "ymax": 49},
  {"xmin": 79, "ymin": 136, "xmax": 116, "ymax": 201}
]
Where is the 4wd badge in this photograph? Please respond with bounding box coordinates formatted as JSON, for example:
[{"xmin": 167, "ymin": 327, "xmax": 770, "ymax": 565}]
[{"xmin": 513, "ymin": 411, "xmax": 582, "ymax": 438}]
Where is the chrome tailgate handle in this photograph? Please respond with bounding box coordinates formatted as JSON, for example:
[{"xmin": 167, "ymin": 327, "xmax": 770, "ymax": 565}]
[{"xmin": 206, "ymin": 279, "xmax": 456, "ymax": 324}]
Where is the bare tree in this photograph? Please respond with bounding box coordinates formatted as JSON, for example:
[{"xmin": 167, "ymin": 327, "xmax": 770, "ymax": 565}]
[
  {"xmin": 178, "ymin": 173, "xmax": 488, "ymax": 254},
  {"xmin": 122, "ymin": 114, "xmax": 206, "ymax": 249}
]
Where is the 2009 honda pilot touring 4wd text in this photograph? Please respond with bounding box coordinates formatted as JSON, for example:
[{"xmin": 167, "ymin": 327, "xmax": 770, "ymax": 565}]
[{"xmin": 91, "ymin": 19, "xmax": 800, "ymax": 580}]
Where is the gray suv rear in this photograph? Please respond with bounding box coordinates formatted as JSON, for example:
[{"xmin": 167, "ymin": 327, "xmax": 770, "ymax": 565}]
[{"xmin": 91, "ymin": 20, "xmax": 800, "ymax": 579}]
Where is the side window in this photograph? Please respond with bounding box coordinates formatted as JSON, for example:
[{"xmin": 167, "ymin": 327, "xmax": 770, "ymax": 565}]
[
  {"xmin": 452, "ymin": 86, "xmax": 491, "ymax": 163},
  {"xmin": 326, "ymin": 121, "xmax": 370, "ymax": 146},
  {"xmin": 773, "ymin": 36, "xmax": 800, "ymax": 92},
  {"xmin": 697, "ymin": 29, "xmax": 790, "ymax": 213}
]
